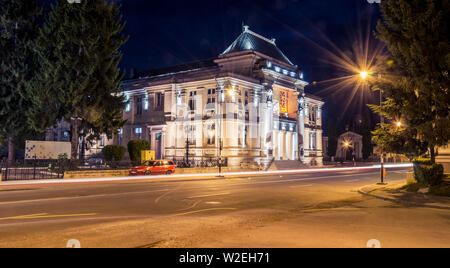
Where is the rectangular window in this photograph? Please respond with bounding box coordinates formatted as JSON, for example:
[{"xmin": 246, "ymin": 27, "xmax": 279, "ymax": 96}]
[
  {"xmin": 207, "ymin": 124, "xmax": 216, "ymax": 145},
  {"xmin": 310, "ymin": 132, "xmax": 316, "ymax": 150},
  {"xmin": 156, "ymin": 92, "xmax": 164, "ymax": 110},
  {"xmin": 207, "ymin": 88, "xmax": 216, "ymax": 104},
  {"xmin": 100, "ymin": 136, "xmax": 105, "ymax": 147},
  {"xmin": 144, "ymin": 96, "xmax": 149, "ymax": 110},
  {"xmin": 135, "ymin": 127, "xmax": 143, "ymax": 139},
  {"xmin": 189, "ymin": 91, "xmax": 197, "ymax": 112},
  {"xmin": 118, "ymin": 129, "xmax": 123, "ymax": 145},
  {"xmin": 136, "ymin": 97, "xmax": 143, "ymax": 116}
]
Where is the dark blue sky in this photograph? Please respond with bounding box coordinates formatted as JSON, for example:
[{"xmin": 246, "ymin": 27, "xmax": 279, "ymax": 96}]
[{"xmin": 119, "ymin": 0, "xmax": 384, "ymax": 132}]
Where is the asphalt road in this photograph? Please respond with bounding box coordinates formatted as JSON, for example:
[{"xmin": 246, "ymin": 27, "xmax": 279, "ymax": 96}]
[{"xmin": 0, "ymin": 167, "xmax": 449, "ymax": 248}]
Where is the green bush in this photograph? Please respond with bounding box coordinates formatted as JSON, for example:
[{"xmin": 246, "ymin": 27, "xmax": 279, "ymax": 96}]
[
  {"xmin": 412, "ymin": 158, "xmax": 433, "ymax": 166},
  {"xmin": 127, "ymin": 140, "xmax": 151, "ymax": 162},
  {"xmin": 413, "ymin": 159, "xmax": 444, "ymax": 186},
  {"xmin": 102, "ymin": 145, "xmax": 126, "ymax": 161}
]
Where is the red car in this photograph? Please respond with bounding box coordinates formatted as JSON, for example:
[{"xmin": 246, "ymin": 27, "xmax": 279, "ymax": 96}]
[{"xmin": 129, "ymin": 160, "xmax": 176, "ymax": 176}]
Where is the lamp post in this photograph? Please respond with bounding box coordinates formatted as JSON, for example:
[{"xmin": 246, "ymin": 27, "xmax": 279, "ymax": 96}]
[{"xmin": 360, "ymin": 71, "xmax": 386, "ymax": 185}]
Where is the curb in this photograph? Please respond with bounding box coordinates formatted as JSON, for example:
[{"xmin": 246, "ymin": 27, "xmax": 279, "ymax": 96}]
[{"xmin": 358, "ymin": 184, "xmax": 450, "ymax": 210}]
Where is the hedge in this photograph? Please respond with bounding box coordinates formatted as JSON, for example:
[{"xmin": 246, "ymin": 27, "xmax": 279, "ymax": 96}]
[
  {"xmin": 102, "ymin": 145, "xmax": 126, "ymax": 161},
  {"xmin": 413, "ymin": 158, "xmax": 444, "ymax": 186},
  {"xmin": 127, "ymin": 139, "xmax": 151, "ymax": 162}
]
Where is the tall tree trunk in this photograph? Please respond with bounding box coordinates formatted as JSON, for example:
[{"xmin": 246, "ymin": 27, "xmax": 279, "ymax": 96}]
[
  {"xmin": 80, "ymin": 135, "xmax": 86, "ymax": 161},
  {"xmin": 430, "ymin": 145, "xmax": 435, "ymax": 163},
  {"xmin": 71, "ymin": 118, "xmax": 79, "ymax": 160},
  {"xmin": 7, "ymin": 136, "xmax": 15, "ymax": 167}
]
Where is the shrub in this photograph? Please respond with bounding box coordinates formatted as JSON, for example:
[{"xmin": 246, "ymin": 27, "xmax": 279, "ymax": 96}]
[
  {"xmin": 102, "ymin": 145, "xmax": 126, "ymax": 161},
  {"xmin": 413, "ymin": 158, "xmax": 444, "ymax": 186},
  {"xmin": 412, "ymin": 158, "xmax": 433, "ymax": 166},
  {"xmin": 127, "ymin": 140, "xmax": 151, "ymax": 162}
]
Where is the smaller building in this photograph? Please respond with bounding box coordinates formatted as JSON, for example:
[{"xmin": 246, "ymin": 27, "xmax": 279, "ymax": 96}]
[{"xmin": 335, "ymin": 131, "xmax": 362, "ymax": 160}]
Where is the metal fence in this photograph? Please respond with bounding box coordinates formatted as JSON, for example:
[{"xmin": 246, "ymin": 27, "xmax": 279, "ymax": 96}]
[
  {"xmin": 1, "ymin": 160, "xmax": 65, "ymax": 181},
  {"xmin": 0, "ymin": 157, "xmax": 228, "ymax": 181},
  {"xmin": 173, "ymin": 158, "xmax": 227, "ymax": 168}
]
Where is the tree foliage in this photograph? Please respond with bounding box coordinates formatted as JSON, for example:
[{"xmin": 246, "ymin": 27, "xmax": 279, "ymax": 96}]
[
  {"xmin": 371, "ymin": 0, "xmax": 450, "ymax": 162},
  {"xmin": 127, "ymin": 140, "xmax": 151, "ymax": 162},
  {"xmin": 327, "ymin": 118, "xmax": 338, "ymax": 157},
  {"xmin": 0, "ymin": 0, "xmax": 42, "ymax": 164},
  {"xmin": 30, "ymin": 0, "xmax": 128, "ymax": 159},
  {"xmin": 361, "ymin": 108, "xmax": 373, "ymax": 159},
  {"xmin": 102, "ymin": 145, "xmax": 126, "ymax": 161}
]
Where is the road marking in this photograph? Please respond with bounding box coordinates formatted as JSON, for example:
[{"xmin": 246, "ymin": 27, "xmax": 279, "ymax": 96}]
[
  {"xmin": 301, "ymin": 208, "xmax": 361, "ymax": 213},
  {"xmin": 0, "ymin": 213, "xmax": 97, "ymax": 221},
  {"xmin": 205, "ymin": 201, "xmax": 222, "ymax": 205},
  {"xmin": 0, "ymin": 213, "xmax": 47, "ymax": 220},
  {"xmin": 177, "ymin": 200, "xmax": 203, "ymax": 211},
  {"xmin": 0, "ymin": 188, "xmax": 169, "ymax": 206},
  {"xmin": 289, "ymin": 184, "xmax": 313, "ymax": 188},
  {"xmin": 246, "ymin": 173, "xmax": 374, "ymax": 186},
  {"xmin": 173, "ymin": 208, "xmax": 236, "ymax": 216},
  {"xmin": 155, "ymin": 185, "xmax": 182, "ymax": 203},
  {"xmin": 187, "ymin": 192, "xmax": 230, "ymax": 199}
]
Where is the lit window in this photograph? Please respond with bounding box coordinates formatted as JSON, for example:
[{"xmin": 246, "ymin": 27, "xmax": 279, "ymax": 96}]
[
  {"xmin": 135, "ymin": 127, "xmax": 142, "ymax": 139},
  {"xmin": 144, "ymin": 96, "xmax": 149, "ymax": 110},
  {"xmin": 267, "ymin": 61, "xmax": 272, "ymax": 68},
  {"xmin": 290, "ymin": 72, "xmax": 296, "ymax": 77},
  {"xmin": 275, "ymin": 66, "xmax": 281, "ymax": 72},
  {"xmin": 283, "ymin": 69, "xmax": 288, "ymax": 75}
]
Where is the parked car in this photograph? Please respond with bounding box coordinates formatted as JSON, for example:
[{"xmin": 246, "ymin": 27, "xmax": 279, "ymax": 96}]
[{"xmin": 129, "ymin": 160, "xmax": 176, "ymax": 176}]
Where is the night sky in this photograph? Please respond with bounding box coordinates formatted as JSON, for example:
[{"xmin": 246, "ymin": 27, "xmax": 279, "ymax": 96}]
[{"xmin": 119, "ymin": 0, "xmax": 384, "ymax": 134}]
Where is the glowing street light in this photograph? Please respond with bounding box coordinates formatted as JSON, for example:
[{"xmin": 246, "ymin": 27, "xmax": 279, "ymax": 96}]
[
  {"xmin": 396, "ymin": 121, "xmax": 402, "ymax": 128},
  {"xmin": 360, "ymin": 71, "xmax": 368, "ymax": 80}
]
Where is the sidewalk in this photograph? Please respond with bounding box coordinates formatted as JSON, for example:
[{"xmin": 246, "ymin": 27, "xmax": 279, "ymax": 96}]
[{"xmin": 358, "ymin": 182, "xmax": 450, "ymax": 210}]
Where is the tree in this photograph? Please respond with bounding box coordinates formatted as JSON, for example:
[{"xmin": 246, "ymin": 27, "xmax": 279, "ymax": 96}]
[
  {"xmin": 327, "ymin": 118, "xmax": 338, "ymax": 158},
  {"xmin": 30, "ymin": 0, "xmax": 127, "ymax": 159},
  {"xmin": 0, "ymin": 0, "xmax": 42, "ymax": 165},
  {"xmin": 127, "ymin": 140, "xmax": 150, "ymax": 162},
  {"xmin": 102, "ymin": 145, "xmax": 126, "ymax": 161},
  {"xmin": 361, "ymin": 108, "xmax": 373, "ymax": 160},
  {"xmin": 372, "ymin": 0, "xmax": 450, "ymax": 163}
]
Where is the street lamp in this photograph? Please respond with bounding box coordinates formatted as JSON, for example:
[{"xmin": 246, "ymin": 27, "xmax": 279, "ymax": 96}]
[
  {"xmin": 358, "ymin": 70, "xmax": 386, "ymax": 184},
  {"xmin": 360, "ymin": 71, "xmax": 368, "ymax": 80},
  {"xmin": 396, "ymin": 121, "xmax": 402, "ymax": 128}
]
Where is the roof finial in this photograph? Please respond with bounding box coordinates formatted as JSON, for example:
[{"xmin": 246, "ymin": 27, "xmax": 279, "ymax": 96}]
[
  {"xmin": 271, "ymin": 38, "xmax": 276, "ymax": 44},
  {"xmin": 243, "ymin": 25, "xmax": 249, "ymax": 32}
]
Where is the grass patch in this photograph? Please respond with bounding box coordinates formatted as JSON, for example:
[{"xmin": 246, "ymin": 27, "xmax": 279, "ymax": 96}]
[
  {"xmin": 429, "ymin": 183, "xmax": 450, "ymax": 197},
  {"xmin": 402, "ymin": 177, "xmax": 450, "ymax": 197},
  {"xmin": 402, "ymin": 181, "xmax": 426, "ymax": 192}
]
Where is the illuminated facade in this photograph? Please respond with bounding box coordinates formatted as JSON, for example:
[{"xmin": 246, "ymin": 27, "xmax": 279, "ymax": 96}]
[{"xmin": 120, "ymin": 26, "xmax": 324, "ymax": 167}]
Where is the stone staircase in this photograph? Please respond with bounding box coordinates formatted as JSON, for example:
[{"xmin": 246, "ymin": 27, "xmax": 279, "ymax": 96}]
[{"xmin": 268, "ymin": 160, "xmax": 308, "ymax": 171}]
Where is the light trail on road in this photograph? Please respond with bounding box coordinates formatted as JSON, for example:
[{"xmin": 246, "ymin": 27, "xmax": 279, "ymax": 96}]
[{"xmin": 0, "ymin": 163, "xmax": 413, "ymax": 186}]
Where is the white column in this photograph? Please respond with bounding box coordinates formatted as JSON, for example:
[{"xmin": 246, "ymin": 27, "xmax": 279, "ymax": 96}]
[
  {"xmin": 293, "ymin": 132, "xmax": 298, "ymax": 160},
  {"xmin": 281, "ymin": 131, "xmax": 286, "ymax": 160},
  {"xmin": 274, "ymin": 130, "xmax": 279, "ymax": 160}
]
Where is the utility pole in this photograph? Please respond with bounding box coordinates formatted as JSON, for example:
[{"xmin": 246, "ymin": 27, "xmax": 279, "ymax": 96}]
[{"xmin": 378, "ymin": 89, "xmax": 386, "ymax": 185}]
